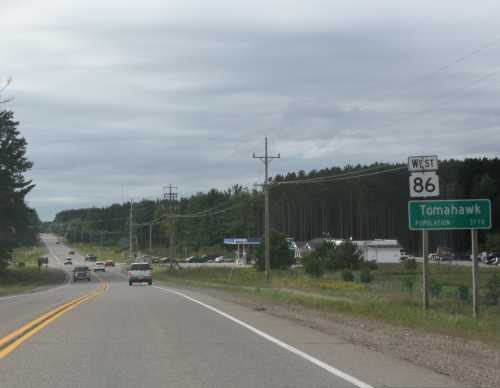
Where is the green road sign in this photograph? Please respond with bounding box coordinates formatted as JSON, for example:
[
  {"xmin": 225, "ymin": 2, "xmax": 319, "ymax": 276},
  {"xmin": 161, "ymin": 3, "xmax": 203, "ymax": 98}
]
[{"xmin": 409, "ymin": 199, "xmax": 492, "ymax": 230}]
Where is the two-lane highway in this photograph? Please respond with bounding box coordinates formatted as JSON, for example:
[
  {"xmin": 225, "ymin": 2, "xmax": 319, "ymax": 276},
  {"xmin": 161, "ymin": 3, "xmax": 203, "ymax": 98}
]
[{"xmin": 0, "ymin": 235, "xmax": 463, "ymax": 388}]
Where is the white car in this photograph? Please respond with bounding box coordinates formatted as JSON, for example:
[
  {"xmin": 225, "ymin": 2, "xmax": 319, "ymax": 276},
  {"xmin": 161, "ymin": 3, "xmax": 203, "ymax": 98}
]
[
  {"xmin": 63, "ymin": 257, "xmax": 73, "ymax": 265},
  {"xmin": 94, "ymin": 262, "xmax": 106, "ymax": 272},
  {"xmin": 128, "ymin": 262, "xmax": 152, "ymax": 286},
  {"xmin": 214, "ymin": 256, "xmax": 234, "ymax": 263}
]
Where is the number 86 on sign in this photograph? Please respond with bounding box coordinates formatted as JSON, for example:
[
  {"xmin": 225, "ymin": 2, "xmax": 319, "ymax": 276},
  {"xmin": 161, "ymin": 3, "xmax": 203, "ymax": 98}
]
[{"xmin": 409, "ymin": 172, "xmax": 440, "ymax": 198}]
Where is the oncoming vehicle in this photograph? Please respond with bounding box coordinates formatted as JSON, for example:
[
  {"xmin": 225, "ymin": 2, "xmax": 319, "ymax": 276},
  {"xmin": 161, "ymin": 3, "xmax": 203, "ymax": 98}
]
[
  {"xmin": 73, "ymin": 266, "xmax": 91, "ymax": 282},
  {"xmin": 105, "ymin": 260, "xmax": 115, "ymax": 267},
  {"xmin": 94, "ymin": 262, "xmax": 106, "ymax": 272},
  {"xmin": 64, "ymin": 257, "xmax": 72, "ymax": 265},
  {"xmin": 85, "ymin": 254, "xmax": 97, "ymax": 262},
  {"xmin": 128, "ymin": 263, "xmax": 152, "ymax": 286}
]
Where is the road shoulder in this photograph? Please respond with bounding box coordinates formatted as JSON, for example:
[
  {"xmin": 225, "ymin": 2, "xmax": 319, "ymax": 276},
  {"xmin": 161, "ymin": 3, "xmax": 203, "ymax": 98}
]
[{"xmin": 154, "ymin": 281, "xmax": 470, "ymax": 388}]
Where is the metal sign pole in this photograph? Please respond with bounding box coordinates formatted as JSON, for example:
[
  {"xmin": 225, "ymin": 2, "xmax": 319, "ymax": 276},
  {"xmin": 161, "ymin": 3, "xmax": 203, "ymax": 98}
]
[
  {"xmin": 422, "ymin": 230, "xmax": 429, "ymax": 310},
  {"xmin": 471, "ymin": 229, "xmax": 479, "ymax": 319}
]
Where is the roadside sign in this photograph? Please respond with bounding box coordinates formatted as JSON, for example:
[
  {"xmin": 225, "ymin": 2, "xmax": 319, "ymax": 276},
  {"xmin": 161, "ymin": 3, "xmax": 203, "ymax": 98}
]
[
  {"xmin": 408, "ymin": 199, "xmax": 492, "ymax": 230},
  {"xmin": 408, "ymin": 155, "xmax": 438, "ymax": 172},
  {"xmin": 409, "ymin": 172, "xmax": 440, "ymax": 198}
]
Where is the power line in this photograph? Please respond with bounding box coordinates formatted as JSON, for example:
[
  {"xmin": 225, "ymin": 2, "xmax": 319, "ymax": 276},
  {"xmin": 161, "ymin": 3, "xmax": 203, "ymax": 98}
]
[{"xmin": 273, "ymin": 165, "xmax": 406, "ymax": 186}]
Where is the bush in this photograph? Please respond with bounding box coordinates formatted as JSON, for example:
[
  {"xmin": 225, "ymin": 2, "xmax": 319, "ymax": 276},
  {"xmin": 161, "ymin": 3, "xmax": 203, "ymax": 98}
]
[
  {"xmin": 430, "ymin": 279, "xmax": 442, "ymax": 297},
  {"xmin": 403, "ymin": 258, "xmax": 417, "ymax": 270},
  {"xmin": 359, "ymin": 268, "xmax": 374, "ymax": 283},
  {"xmin": 457, "ymin": 285, "xmax": 469, "ymax": 301},
  {"xmin": 361, "ymin": 260, "xmax": 378, "ymax": 270},
  {"xmin": 255, "ymin": 231, "xmax": 294, "ymax": 271},
  {"xmin": 325, "ymin": 241, "xmax": 363, "ymax": 271},
  {"xmin": 341, "ymin": 269, "xmax": 354, "ymax": 282},
  {"xmin": 484, "ymin": 272, "xmax": 500, "ymax": 305},
  {"xmin": 302, "ymin": 254, "xmax": 324, "ymax": 278}
]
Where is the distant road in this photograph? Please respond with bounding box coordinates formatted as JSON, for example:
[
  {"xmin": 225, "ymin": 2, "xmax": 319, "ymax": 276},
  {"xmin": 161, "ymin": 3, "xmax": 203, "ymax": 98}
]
[{"xmin": 0, "ymin": 234, "xmax": 463, "ymax": 388}]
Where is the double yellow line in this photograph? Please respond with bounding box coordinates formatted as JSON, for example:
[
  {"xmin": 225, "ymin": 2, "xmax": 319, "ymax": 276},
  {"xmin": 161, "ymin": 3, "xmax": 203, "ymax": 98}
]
[{"xmin": 0, "ymin": 281, "xmax": 108, "ymax": 359}]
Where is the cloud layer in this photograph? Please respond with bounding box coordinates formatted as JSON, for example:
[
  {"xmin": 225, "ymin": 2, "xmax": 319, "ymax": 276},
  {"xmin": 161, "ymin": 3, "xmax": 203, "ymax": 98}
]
[{"xmin": 2, "ymin": 0, "xmax": 500, "ymax": 220}]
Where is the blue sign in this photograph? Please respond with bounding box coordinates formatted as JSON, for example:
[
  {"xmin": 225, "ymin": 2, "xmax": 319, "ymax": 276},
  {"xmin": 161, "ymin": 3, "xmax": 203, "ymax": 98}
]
[{"xmin": 224, "ymin": 238, "xmax": 262, "ymax": 245}]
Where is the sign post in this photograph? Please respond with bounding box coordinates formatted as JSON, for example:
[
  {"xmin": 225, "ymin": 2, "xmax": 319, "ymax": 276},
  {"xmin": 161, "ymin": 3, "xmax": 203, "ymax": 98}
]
[
  {"xmin": 409, "ymin": 199, "xmax": 491, "ymax": 318},
  {"xmin": 471, "ymin": 229, "xmax": 479, "ymax": 318},
  {"xmin": 408, "ymin": 155, "xmax": 439, "ymax": 311}
]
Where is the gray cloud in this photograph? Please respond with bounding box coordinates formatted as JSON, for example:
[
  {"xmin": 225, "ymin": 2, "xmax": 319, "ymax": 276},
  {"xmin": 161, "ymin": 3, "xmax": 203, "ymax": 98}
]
[{"xmin": 2, "ymin": 0, "xmax": 500, "ymax": 220}]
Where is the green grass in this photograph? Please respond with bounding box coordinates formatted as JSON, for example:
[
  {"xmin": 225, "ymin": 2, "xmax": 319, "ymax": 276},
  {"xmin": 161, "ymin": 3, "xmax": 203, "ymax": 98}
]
[
  {"xmin": 153, "ymin": 264, "xmax": 500, "ymax": 345},
  {"xmin": 0, "ymin": 245, "xmax": 66, "ymax": 297}
]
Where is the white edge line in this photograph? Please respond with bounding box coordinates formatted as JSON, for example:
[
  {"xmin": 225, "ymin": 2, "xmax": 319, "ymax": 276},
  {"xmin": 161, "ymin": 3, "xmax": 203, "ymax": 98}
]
[
  {"xmin": 0, "ymin": 238, "xmax": 71, "ymax": 301},
  {"xmin": 153, "ymin": 285, "xmax": 374, "ymax": 388}
]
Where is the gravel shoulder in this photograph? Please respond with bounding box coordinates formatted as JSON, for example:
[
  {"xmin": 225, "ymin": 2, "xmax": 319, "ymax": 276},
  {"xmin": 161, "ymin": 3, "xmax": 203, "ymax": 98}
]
[{"xmin": 165, "ymin": 281, "xmax": 500, "ymax": 388}]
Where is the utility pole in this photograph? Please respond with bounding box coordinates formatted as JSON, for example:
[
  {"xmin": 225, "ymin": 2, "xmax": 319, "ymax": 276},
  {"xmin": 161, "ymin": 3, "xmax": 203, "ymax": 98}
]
[
  {"xmin": 253, "ymin": 137, "xmax": 280, "ymax": 282},
  {"xmin": 163, "ymin": 185, "xmax": 178, "ymax": 262},
  {"xmin": 129, "ymin": 201, "xmax": 133, "ymax": 259},
  {"xmin": 149, "ymin": 223, "xmax": 153, "ymax": 252}
]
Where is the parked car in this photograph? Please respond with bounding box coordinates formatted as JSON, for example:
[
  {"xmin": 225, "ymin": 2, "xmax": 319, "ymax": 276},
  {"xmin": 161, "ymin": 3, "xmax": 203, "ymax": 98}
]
[
  {"xmin": 128, "ymin": 262, "xmax": 152, "ymax": 286},
  {"xmin": 214, "ymin": 256, "xmax": 234, "ymax": 263},
  {"xmin": 73, "ymin": 266, "xmax": 91, "ymax": 281},
  {"xmin": 104, "ymin": 260, "xmax": 115, "ymax": 267},
  {"xmin": 185, "ymin": 256, "xmax": 203, "ymax": 263},
  {"xmin": 85, "ymin": 254, "xmax": 97, "ymax": 262},
  {"xmin": 93, "ymin": 262, "xmax": 106, "ymax": 272},
  {"xmin": 485, "ymin": 252, "xmax": 500, "ymax": 265},
  {"xmin": 151, "ymin": 257, "xmax": 160, "ymax": 264},
  {"xmin": 64, "ymin": 257, "xmax": 72, "ymax": 265}
]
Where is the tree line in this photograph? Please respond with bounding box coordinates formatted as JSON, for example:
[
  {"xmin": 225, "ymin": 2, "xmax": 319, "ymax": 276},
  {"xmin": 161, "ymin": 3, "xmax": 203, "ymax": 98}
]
[{"xmin": 51, "ymin": 158, "xmax": 500, "ymax": 256}]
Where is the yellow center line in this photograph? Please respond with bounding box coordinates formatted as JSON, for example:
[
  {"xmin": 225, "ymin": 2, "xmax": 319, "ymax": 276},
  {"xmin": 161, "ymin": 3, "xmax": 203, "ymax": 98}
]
[{"xmin": 0, "ymin": 281, "xmax": 108, "ymax": 359}]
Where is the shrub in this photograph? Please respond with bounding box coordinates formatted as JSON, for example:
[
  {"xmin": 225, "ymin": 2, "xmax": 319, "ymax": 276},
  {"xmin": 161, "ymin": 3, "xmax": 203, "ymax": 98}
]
[
  {"xmin": 360, "ymin": 267, "xmax": 374, "ymax": 283},
  {"xmin": 484, "ymin": 272, "xmax": 500, "ymax": 305},
  {"xmin": 341, "ymin": 269, "xmax": 354, "ymax": 282},
  {"xmin": 325, "ymin": 241, "xmax": 363, "ymax": 271},
  {"xmin": 457, "ymin": 285, "xmax": 469, "ymax": 301},
  {"xmin": 403, "ymin": 258, "xmax": 417, "ymax": 270},
  {"xmin": 302, "ymin": 254, "xmax": 324, "ymax": 278},
  {"xmin": 255, "ymin": 231, "xmax": 294, "ymax": 271},
  {"xmin": 361, "ymin": 260, "xmax": 378, "ymax": 270}
]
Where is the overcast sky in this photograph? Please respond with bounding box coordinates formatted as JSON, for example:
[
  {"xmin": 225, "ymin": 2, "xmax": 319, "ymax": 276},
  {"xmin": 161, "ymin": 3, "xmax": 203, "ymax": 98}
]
[{"xmin": 2, "ymin": 0, "xmax": 500, "ymax": 220}]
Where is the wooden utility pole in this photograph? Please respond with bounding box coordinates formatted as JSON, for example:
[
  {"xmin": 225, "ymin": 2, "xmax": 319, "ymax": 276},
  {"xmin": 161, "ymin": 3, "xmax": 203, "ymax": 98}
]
[{"xmin": 253, "ymin": 137, "xmax": 280, "ymax": 282}]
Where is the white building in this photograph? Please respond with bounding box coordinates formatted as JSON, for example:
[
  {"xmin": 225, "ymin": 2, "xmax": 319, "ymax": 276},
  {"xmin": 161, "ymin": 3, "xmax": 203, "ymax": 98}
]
[{"xmin": 354, "ymin": 239, "xmax": 402, "ymax": 263}]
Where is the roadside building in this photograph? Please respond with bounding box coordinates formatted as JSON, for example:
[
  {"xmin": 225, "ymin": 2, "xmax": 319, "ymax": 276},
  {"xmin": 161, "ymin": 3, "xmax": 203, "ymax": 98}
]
[{"xmin": 354, "ymin": 239, "xmax": 402, "ymax": 263}]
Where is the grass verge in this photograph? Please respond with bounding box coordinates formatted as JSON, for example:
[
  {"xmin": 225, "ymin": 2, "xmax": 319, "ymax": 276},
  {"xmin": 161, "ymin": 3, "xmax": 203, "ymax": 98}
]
[
  {"xmin": 153, "ymin": 265, "xmax": 500, "ymax": 345},
  {"xmin": 0, "ymin": 245, "xmax": 66, "ymax": 297}
]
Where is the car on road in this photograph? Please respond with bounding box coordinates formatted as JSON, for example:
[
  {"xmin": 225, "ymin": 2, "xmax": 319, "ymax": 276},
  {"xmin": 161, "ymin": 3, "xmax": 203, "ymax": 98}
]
[
  {"xmin": 104, "ymin": 260, "xmax": 115, "ymax": 267},
  {"xmin": 73, "ymin": 266, "xmax": 91, "ymax": 281},
  {"xmin": 128, "ymin": 262, "xmax": 152, "ymax": 286},
  {"xmin": 64, "ymin": 257, "xmax": 73, "ymax": 265},
  {"xmin": 85, "ymin": 254, "xmax": 97, "ymax": 262},
  {"xmin": 93, "ymin": 262, "xmax": 106, "ymax": 272},
  {"xmin": 214, "ymin": 256, "xmax": 234, "ymax": 263},
  {"xmin": 56, "ymin": 241, "xmax": 60, "ymax": 244},
  {"xmin": 68, "ymin": 250, "xmax": 75, "ymax": 255},
  {"xmin": 184, "ymin": 255, "xmax": 203, "ymax": 263}
]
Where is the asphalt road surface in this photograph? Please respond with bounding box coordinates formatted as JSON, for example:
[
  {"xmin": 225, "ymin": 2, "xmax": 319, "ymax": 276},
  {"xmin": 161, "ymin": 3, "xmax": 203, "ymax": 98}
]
[{"xmin": 0, "ymin": 234, "xmax": 463, "ymax": 388}]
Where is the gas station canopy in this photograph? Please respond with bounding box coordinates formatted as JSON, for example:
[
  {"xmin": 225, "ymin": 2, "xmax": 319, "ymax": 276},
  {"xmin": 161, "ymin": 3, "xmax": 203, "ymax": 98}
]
[{"xmin": 223, "ymin": 238, "xmax": 262, "ymax": 245}]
